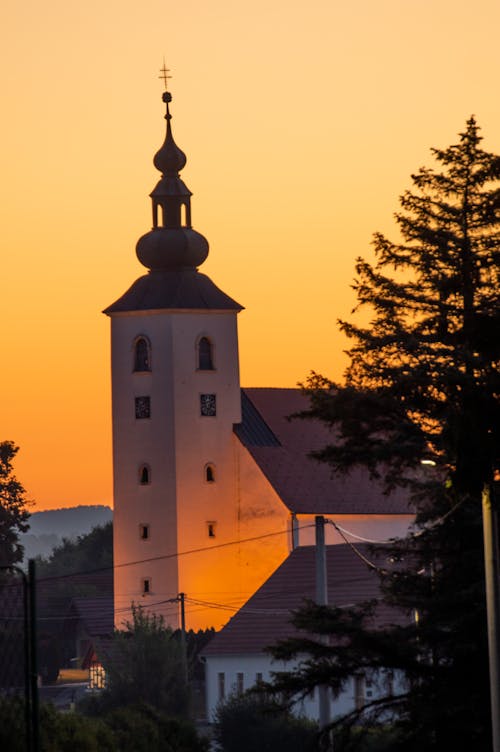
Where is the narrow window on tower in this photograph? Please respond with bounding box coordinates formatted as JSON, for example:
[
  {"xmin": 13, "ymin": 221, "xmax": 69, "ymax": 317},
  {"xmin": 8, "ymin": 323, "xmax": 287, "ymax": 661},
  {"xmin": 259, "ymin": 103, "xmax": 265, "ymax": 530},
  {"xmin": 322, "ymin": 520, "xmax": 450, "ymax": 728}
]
[
  {"xmin": 198, "ymin": 337, "xmax": 214, "ymax": 370},
  {"xmin": 207, "ymin": 522, "xmax": 216, "ymax": 538},
  {"xmin": 139, "ymin": 464, "xmax": 151, "ymax": 485},
  {"xmin": 205, "ymin": 464, "xmax": 216, "ymax": 483},
  {"xmin": 142, "ymin": 578, "xmax": 151, "ymax": 595},
  {"xmin": 133, "ymin": 337, "xmax": 151, "ymax": 372},
  {"xmin": 139, "ymin": 524, "xmax": 150, "ymax": 540},
  {"xmin": 180, "ymin": 202, "xmax": 187, "ymax": 227},
  {"xmin": 135, "ymin": 396, "xmax": 151, "ymax": 419},
  {"xmin": 236, "ymin": 673, "xmax": 244, "ymax": 695}
]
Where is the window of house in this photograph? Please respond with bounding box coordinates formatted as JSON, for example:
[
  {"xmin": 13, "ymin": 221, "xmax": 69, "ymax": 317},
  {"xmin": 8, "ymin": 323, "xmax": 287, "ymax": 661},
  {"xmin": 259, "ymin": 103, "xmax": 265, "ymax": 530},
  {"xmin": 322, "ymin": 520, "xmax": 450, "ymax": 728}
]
[
  {"xmin": 133, "ymin": 337, "xmax": 151, "ymax": 372},
  {"xmin": 135, "ymin": 396, "xmax": 151, "ymax": 419},
  {"xmin": 236, "ymin": 673, "xmax": 244, "ymax": 695},
  {"xmin": 142, "ymin": 578, "xmax": 151, "ymax": 595},
  {"xmin": 207, "ymin": 522, "xmax": 216, "ymax": 538},
  {"xmin": 89, "ymin": 661, "xmax": 106, "ymax": 690},
  {"xmin": 205, "ymin": 464, "xmax": 215, "ymax": 483},
  {"xmin": 385, "ymin": 670, "xmax": 394, "ymax": 696},
  {"xmin": 354, "ymin": 675, "xmax": 365, "ymax": 710},
  {"xmin": 218, "ymin": 673, "xmax": 225, "ymax": 701},
  {"xmin": 198, "ymin": 337, "xmax": 214, "ymax": 370},
  {"xmin": 256, "ymin": 672, "xmax": 263, "ymax": 684},
  {"xmin": 140, "ymin": 524, "xmax": 150, "ymax": 540},
  {"xmin": 139, "ymin": 464, "xmax": 151, "ymax": 485}
]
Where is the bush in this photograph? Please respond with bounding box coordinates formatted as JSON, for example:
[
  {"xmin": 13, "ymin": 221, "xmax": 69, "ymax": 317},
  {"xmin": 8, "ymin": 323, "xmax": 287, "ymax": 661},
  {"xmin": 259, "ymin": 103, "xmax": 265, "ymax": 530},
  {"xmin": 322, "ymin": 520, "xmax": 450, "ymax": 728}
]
[
  {"xmin": 96, "ymin": 606, "xmax": 190, "ymax": 718},
  {"xmin": 0, "ymin": 696, "xmax": 27, "ymax": 752},
  {"xmin": 0, "ymin": 698, "xmax": 207, "ymax": 752},
  {"xmin": 40, "ymin": 703, "xmax": 115, "ymax": 752},
  {"xmin": 104, "ymin": 704, "xmax": 208, "ymax": 752},
  {"xmin": 214, "ymin": 692, "xmax": 318, "ymax": 752}
]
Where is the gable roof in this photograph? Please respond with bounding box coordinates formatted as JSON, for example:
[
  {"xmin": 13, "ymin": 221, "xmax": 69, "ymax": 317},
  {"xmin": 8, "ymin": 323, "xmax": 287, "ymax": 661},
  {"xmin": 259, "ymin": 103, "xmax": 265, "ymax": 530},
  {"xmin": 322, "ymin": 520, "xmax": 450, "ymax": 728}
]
[
  {"xmin": 202, "ymin": 544, "xmax": 406, "ymax": 657},
  {"xmin": 235, "ymin": 388, "xmax": 411, "ymax": 515},
  {"xmin": 69, "ymin": 595, "xmax": 114, "ymax": 637}
]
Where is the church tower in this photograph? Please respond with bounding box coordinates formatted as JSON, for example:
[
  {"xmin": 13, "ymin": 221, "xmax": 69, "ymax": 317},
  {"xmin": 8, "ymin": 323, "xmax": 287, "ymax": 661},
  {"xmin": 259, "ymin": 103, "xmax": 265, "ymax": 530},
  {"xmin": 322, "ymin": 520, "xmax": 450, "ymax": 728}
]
[{"xmin": 104, "ymin": 88, "xmax": 244, "ymax": 630}]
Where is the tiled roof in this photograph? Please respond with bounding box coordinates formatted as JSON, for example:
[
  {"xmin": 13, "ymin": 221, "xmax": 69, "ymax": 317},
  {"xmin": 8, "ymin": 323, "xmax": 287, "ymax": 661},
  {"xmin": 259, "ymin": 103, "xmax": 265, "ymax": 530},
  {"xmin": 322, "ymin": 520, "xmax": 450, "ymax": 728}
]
[
  {"xmin": 202, "ymin": 544, "xmax": 407, "ymax": 656},
  {"xmin": 235, "ymin": 388, "xmax": 411, "ymax": 515},
  {"xmin": 70, "ymin": 595, "xmax": 114, "ymax": 636}
]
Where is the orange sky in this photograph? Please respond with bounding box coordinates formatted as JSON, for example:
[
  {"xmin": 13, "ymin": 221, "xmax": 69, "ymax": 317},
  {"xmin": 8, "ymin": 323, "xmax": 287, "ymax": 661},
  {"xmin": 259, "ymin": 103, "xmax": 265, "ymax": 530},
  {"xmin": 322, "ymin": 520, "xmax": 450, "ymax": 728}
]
[{"xmin": 2, "ymin": 0, "xmax": 500, "ymax": 511}]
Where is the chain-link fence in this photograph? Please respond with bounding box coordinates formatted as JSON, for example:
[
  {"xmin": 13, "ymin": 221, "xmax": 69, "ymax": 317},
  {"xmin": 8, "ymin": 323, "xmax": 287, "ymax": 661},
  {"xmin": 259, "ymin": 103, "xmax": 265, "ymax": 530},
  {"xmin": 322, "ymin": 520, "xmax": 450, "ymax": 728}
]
[{"xmin": 0, "ymin": 564, "xmax": 37, "ymax": 752}]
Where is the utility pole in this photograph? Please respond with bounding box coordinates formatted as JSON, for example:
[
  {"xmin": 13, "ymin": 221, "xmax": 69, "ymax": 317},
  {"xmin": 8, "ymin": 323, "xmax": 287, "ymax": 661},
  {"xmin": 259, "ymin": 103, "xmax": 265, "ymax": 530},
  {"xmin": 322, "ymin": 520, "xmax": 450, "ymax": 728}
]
[
  {"xmin": 178, "ymin": 592, "xmax": 188, "ymax": 686},
  {"xmin": 482, "ymin": 484, "xmax": 500, "ymax": 752},
  {"xmin": 315, "ymin": 516, "xmax": 331, "ymax": 734}
]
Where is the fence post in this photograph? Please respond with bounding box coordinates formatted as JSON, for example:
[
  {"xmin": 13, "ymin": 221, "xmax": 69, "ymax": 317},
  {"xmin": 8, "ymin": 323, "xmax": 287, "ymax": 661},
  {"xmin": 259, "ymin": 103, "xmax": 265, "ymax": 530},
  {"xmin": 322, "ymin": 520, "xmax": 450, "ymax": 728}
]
[{"xmin": 28, "ymin": 560, "xmax": 39, "ymax": 752}]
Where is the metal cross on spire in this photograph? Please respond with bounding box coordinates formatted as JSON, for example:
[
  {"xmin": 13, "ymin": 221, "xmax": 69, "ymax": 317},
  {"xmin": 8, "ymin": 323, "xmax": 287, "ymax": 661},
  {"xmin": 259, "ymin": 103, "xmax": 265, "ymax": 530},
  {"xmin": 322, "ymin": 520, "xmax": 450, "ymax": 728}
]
[{"xmin": 159, "ymin": 60, "xmax": 172, "ymax": 91}]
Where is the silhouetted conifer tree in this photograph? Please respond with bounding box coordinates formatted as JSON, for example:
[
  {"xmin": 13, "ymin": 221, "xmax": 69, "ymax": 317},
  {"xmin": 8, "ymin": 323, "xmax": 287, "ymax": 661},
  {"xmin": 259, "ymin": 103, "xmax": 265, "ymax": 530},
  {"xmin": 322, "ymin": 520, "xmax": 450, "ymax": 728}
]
[{"xmin": 267, "ymin": 119, "xmax": 500, "ymax": 751}]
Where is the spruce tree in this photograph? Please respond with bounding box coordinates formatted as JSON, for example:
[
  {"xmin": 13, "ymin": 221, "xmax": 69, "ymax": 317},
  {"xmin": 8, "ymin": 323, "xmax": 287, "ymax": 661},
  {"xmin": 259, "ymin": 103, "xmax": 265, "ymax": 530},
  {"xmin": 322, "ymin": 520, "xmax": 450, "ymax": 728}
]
[{"xmin": 267, "ymin": 119, "xmax": 500, "ymax": 750}]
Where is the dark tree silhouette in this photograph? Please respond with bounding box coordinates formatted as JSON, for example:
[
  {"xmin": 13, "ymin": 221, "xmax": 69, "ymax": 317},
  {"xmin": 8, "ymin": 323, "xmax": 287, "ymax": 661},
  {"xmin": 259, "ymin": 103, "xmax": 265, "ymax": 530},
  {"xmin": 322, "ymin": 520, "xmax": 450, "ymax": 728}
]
[
  {"xmin": 0, "ymin": 442, "xmax": 30, "ymax": 567},
  {"xmin": 267, "ymin": 119, "xmax": 500, "ymax": 751}
]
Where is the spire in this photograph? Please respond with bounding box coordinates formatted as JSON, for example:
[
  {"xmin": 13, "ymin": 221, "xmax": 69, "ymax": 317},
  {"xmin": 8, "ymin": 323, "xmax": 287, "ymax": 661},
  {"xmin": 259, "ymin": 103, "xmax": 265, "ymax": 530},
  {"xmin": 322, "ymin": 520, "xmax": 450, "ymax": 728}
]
[
  {"xmin": 136, "ymin": 77, "xmax": 209, "ymax": 271},
  {"xmin": 153, "ymin": 92, "xmax": 187, "ymax": 175}
]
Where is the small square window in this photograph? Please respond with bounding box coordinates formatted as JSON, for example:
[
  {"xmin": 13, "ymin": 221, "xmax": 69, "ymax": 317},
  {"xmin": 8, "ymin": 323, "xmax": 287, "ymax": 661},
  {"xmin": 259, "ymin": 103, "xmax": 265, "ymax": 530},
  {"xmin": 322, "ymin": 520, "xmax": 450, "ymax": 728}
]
[
  {"xmin": 135, "ymin": 396, "xmax": 151, "ymax": 419},
  {"xmin": 207, "ymin": 522, "xmax": 216, "ymax": 538},
  {"xmin": 140, "ymin": 524, "xmax": 150, "ymax": 540},
  {"xmin": 142, "ymin": 578, "xmax": 151, "ymax": 595}
]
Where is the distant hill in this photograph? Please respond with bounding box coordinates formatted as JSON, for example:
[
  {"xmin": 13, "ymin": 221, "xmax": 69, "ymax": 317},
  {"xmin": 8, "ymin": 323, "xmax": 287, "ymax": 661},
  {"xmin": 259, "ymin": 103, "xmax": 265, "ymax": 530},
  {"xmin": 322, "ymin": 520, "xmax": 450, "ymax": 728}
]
[{"xmin": 20, "ymin": 505, "xmax": 113, "ymax": 561}]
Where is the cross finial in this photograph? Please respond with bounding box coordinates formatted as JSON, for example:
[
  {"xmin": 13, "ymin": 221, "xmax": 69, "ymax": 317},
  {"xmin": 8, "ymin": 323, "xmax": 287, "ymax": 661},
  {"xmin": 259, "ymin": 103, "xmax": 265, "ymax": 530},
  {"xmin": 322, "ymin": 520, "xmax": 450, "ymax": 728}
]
[{"xmin": 159, "ymin": 60, "xmax": 172, "ymax": 91}]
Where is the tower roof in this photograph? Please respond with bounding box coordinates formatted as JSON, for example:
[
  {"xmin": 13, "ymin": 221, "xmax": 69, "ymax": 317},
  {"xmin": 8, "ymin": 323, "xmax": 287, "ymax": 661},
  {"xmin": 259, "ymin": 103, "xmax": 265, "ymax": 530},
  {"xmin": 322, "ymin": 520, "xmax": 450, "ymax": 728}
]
[
  {"xmin": 104, "ymin": 269, "xmax": 242, "ymax": 314},
  {"xmin": 104, "ymin": 80, "xmax": 242, "ymax": 314}
]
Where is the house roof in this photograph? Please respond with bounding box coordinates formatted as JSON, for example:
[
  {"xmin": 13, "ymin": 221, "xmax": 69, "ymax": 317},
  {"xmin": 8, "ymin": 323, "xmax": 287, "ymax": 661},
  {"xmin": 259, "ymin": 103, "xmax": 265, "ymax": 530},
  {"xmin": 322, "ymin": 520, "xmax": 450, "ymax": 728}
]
[
  {"xmin": 202, "ymin": 544, "xmax": 407, "ymax": 657},
  {"xmin": 234, "ymin": 388, "xmax": 411, "ymax": 515},
  {"xmin": 69, "ymin": 595, "xmax": 114, "ymax": 637}
]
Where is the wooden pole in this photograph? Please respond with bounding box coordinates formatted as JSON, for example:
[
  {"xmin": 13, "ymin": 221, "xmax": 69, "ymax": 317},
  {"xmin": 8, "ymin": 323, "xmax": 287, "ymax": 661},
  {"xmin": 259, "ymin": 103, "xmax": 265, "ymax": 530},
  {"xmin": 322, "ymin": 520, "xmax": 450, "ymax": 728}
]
[{"xmin": 482, "ymin": 484, "xmax": 500, "ymax": 752}]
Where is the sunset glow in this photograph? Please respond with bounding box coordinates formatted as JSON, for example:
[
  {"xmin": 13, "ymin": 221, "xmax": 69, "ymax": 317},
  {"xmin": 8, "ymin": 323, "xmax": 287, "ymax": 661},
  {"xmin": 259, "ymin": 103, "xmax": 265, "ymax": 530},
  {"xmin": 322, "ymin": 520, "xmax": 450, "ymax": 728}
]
[{"xmin": 2, "ymin": 0, "xmax": 500, "ymax": 510}]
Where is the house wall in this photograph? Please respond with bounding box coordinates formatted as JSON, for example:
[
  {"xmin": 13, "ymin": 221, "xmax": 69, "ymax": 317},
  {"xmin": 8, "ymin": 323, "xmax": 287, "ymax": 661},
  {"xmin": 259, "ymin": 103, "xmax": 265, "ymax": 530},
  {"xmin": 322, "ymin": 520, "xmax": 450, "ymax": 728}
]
[{"xmin": 204, "ymin": 654, "xmax": 400, "ymax": 723}]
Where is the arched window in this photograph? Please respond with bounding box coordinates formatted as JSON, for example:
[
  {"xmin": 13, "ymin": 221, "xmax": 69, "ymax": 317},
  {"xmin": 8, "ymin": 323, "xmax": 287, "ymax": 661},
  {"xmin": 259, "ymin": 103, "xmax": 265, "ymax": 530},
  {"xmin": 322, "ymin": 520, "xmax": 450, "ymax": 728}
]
[
  {"xmin": 198, "ymin": 337, "xmax": 214, "ymax": 370},
  {"xmin": 205, "ymin": 464, "xmax": 216, "ymax": 483},
  {"xmin": 139, "ymin": 464, "xmax": 151, "ymax": 485},
  {"xmin": 134, "ymin": 337, "xmax": 151, "ymax": 372}
]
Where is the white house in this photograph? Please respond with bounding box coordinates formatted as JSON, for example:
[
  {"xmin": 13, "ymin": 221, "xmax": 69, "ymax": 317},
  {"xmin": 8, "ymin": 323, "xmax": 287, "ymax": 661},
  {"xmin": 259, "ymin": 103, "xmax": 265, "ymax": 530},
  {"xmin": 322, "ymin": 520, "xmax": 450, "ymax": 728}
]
[{"xmin": 202, "ymin": 543, "xmax": 408, "ymax": 724}]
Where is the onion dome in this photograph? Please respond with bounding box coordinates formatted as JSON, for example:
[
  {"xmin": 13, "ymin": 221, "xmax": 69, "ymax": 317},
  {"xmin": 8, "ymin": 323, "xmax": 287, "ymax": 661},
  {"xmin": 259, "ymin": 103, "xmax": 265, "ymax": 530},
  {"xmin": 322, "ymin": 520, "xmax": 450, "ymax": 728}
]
[{"xmin": 136, "ymin": 91, "xmax": 209, "ymax": 271}]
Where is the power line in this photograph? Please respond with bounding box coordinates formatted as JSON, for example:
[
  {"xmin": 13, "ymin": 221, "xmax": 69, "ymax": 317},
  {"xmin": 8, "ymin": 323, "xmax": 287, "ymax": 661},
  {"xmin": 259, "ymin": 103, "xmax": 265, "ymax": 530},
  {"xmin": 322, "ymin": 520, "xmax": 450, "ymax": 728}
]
[{"xmin": 35, "ymin": 523, "xmax": 316, "ymax": 584}]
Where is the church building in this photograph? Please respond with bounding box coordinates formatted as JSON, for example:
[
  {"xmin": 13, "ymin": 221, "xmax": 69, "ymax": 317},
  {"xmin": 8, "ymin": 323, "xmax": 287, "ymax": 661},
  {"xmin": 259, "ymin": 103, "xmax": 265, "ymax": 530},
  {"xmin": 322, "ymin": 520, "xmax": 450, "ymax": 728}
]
[{"xmin": 104, "ymin": 88, "xmax": 413, "ymax": 633}]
